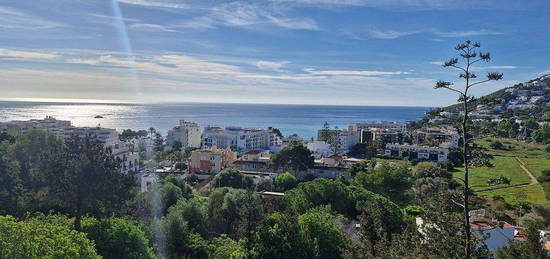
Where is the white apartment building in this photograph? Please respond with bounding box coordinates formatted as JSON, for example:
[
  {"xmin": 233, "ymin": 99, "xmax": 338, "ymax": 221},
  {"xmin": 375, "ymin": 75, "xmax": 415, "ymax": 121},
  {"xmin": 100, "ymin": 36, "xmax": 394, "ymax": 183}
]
[
  {"xmin": 385, "ymin": 144, "xmax": 449, "ymax": 162},
  {"xmin": 414, "ymin": 127, "xmax": 460, "ymax": 148},
  {"xmin": 316, "ymin": 128, "xmax": 358, "ymax": 154},
  {"xmin": 166, "ymin": 120, "xmax": 201, "ymax": 149},
  {"xmin": 348, "ymin": 121, "xmax": 407, "ymax": 132},
  {"xmin": 0, "ymin": 117, "xmax": 139, "ymax": 174},
  {"xmin": 201, "ymin": 126, "xmax": 281, "ymax": 151}
]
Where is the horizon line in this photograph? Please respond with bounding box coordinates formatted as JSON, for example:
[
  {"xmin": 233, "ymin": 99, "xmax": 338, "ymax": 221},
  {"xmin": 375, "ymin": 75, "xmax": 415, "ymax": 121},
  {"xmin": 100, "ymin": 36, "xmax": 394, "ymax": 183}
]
[{"xmin": 0, "ymin": 98, "xmax": 435, "ymax": 108}]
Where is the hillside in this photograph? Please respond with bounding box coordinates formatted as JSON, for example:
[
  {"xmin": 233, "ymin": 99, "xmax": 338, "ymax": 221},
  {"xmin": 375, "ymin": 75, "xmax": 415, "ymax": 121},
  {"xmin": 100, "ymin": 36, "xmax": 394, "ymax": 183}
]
[{"xmin": 440, "ymin": 74, "xmax": 550, "ymax": 121}]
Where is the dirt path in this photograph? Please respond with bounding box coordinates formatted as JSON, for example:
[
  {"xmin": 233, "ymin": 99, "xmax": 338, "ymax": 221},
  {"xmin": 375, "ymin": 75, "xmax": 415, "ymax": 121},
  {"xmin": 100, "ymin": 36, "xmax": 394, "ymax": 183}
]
[
  {"xmin": 516, "ymin": 156, "xmax": 539, "ymax": 185},
  {"xmin": 474, "ymin": 156, "xmax": 538, "ymax": 193}
]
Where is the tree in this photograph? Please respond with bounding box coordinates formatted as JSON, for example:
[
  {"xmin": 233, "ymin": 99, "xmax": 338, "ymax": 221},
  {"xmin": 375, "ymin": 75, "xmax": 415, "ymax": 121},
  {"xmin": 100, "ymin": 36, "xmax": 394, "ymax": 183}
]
[
  {"xmin": 148, "ymin": 127, "xmax": 156, "ymax": 138},
  {"xmin": 251, "ymin": 212, "xmax": 307, "ymax": 259},
  {"xmin": 0, "ymin": 141, "xmax": 22, "ymax": 216},
  {"xmin": 209, "ymin": 235, "xmax": 247, "ymax": 259},
  {"xmin": 434, "ymin": 40, "xmax": 503, "ymax": 258},
  {"xmin": 348, "ymin": 143, "xmax": 376, "ymax": 159},
  {"xmin": 172, "ymin": 140, "xmax": 183, "ymax": 152},
  {"xmin": 298, "ymin": 207, "xmax": 349, "ymax": 259},
  {"xmin": 532, "ymin": 125, "xmax": 550, "ymax": 144},
  {"xmin": 490, "ymin": 140, "xmax": 504, "ymax": 149},
  {"xmin": 206, "ymin": 188, "xmax": 264, "ymax": 238},
  {"xmin": 153, "ymin": 132, "xmax": 164, "ymax": 152},
  {"xmin": 212, "ymin": 168, "xmax": 254, "ymax": 190},
  {"xmin": 81, "ymin": 217, "xmax": 155, "ymax": 259},
  {"xmin": 269, "ymin": 144, "xmax": 314, "ymax": 173},
  {"xmin": 168, "ymin": 197, "xmax": 208, "ymax": 236},
  {"xmin": 0, "ymin": 131, "xmax": 14, "ymax": 143},
  {"xmin": 352, "ymin": 162, "xmax": 413, "ymax": 205},
  {"xmin": 44, "ymin": 135, "xmax": 136, "ymax": 230},
  {"xmin": 0, "ymin": 215, "xmax": 100, "ymax": 259},
  {"xmin": 274, "ymin": 172, "xmax": 298, "ymax": 192},
  {"xmin": 348, "ymin": 159, "xmax": 376, "ymax": 177},
  {"xmin": 413, "ymin": 162, "xmax": 452, "ymax": 179},
  {"xmin": 164, "ymin": 209, "xmax": 209, "ymax": 258},
  {"xmin": 9, "ymin": 130, "xmax": 64, "ymax": 214}
]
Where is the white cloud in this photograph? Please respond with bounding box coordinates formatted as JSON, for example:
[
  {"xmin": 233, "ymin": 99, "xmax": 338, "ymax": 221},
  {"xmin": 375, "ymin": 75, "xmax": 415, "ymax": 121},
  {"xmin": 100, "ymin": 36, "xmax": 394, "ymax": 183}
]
[
  {"xmin": 368, "ymin": 28, "xmax": 421, "ymax": 39},
  {"xmin": 0, "ymin": 48, "xmax": 59, "ymax": 60},
  {"xmin": 176, "ymin": 2, "xmax": 319, "ymax": 31},
  {"xmin": 304, "ymin": 68, "xmax": 411, "ymax": 76},
  {"xmin": 116, "ymin": 0, "xmax": 188, "ymax": 9},
  {"xmin": 129, "ymin": 23, "xmax": 177, "ymax": 32},
  {"xmin": 256, "ymin": 61, "xmax": 290, "ymax": 72},
  {"xmin": 0, "ymin": 7, "xmax": 65, "ymax": 29},
  {"xmin": 434, "ymin": 29, "xmax": 502, "ymax": 37},
  {"xmin": 348, "ymin": 27, "xmax": 502, "ymax": 40}
]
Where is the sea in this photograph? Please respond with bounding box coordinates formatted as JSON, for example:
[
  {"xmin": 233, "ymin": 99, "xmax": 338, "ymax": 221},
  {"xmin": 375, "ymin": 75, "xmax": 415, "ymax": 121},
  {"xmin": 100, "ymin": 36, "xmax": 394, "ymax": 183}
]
[{"xmin": 0, "ymin": 102, "xmax": 430, "ymax": 139}]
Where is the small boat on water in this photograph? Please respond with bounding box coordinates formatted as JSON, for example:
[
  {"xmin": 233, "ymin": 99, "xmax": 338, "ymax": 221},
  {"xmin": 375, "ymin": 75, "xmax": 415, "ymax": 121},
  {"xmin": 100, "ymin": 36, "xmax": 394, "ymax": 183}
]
[{"xmin": 94, "ymin": 115, "xmax": 104, "ymax": 118}]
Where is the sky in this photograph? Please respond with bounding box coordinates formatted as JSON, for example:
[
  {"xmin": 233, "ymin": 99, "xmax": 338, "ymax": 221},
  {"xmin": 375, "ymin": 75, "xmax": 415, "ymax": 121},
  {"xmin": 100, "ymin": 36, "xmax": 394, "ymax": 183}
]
[{"xmin": 0, "ymin": 0, "xmax": 549, "ymax": 106}]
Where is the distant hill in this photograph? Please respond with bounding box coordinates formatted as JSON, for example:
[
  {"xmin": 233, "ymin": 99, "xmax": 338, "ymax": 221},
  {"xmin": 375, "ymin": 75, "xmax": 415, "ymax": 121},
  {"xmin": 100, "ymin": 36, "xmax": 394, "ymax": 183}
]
[{"xmin": 440, "ymin": 74, "xmax": 550, "ymax": 120}]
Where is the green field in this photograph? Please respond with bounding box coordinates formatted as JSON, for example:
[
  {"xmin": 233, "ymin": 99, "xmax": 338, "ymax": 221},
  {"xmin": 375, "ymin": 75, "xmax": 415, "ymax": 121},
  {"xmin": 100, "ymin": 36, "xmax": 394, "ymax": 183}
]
[
  {"xmin": 480, "ymin": 184, "xmax": 547, "ymax": 205},
  {"xmin": 477, "ymin": 138, "xmax": 550, "ymax": 159},
  {"xmin": 452, "ymin": 138, "xmax": 550, "ymax": 205},
  {"xmin": 453, "ymin": 156, "xmax": 531, "ymax": 191},
  {"xmin": 523, "ymin": 158, "xmax": 550, "ymax": 177}
]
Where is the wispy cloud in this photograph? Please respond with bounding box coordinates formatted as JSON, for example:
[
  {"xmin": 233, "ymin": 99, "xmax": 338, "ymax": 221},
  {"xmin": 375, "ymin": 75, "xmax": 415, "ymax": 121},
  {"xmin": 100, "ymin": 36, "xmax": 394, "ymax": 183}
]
[
  {"xmin": 176, "ymin": 2, "xmax": 320, "ymax": 31},
  {"xmin": 434, "ymin": 29, "xmax": 503, "ymax": 38},
  {"xmin": 367, "ymin": 28, "xmax": 422, "ymax": 39},
  {"xmin": 256, "ymin": 61, "xmax": 290, "ymax": 72},
  {"xmin": 116, "ymin": 0, "xmax": 188, "ymax": 9},
  {"xmin": 0, "ymin": 48, "xmax": 59, "ymax": 60},
  {"xmin": 129, "ymin": 23, "xmax": 177, "ymax": 32},
  {"xmin": 304, "ymin": 68, "xmax": 411, "ymax": 76},
  {"xmin": 348, "ymin": 27, "xmax": 503, "ymax": 40},
  {"xmin": 0, "ymin": 6, "xmax": 65, "ymax": 29}
]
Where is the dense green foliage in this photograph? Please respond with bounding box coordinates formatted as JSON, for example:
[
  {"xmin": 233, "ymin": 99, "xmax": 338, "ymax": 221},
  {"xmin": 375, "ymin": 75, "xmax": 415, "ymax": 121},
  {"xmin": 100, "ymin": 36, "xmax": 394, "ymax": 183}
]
[
  {"xmin": 81, "ymin": 217, "xmax": 155, "ymax": 259},
  {"xmin": 0, "ymin": 215, "xmax": 100, "ymax": 259},
  {"xmin": 274, "ymin": 172, "xmax": 297, "ymax": 192},
  {"xmin": 269, "ymin": 144, "xmax": 314, "ymax": 173}
]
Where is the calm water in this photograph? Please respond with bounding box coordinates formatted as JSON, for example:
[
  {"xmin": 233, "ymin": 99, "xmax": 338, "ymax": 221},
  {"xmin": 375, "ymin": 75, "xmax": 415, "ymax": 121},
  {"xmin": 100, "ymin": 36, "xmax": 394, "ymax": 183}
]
[{"xmin": 0, "ymin": 102, "xmax": 430, "ymax": 138}]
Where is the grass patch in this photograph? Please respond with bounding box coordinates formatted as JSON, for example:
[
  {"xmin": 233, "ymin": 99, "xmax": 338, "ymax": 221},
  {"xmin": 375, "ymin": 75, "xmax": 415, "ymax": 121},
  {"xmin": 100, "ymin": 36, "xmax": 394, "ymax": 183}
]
[
  {"xmin": 478, "ymin": 184, "xmax": 547, "ymax": 205},
  {"xmin": 476, "ymin": 138, "xmax": 550, "ymax": 159},
  {"xmin": 453, "ymin": 156, "xmax": 530, "ymax": 191},
  {"xmin": 522, "ymin": 158, "xmax": 550, "ymax": 178}
]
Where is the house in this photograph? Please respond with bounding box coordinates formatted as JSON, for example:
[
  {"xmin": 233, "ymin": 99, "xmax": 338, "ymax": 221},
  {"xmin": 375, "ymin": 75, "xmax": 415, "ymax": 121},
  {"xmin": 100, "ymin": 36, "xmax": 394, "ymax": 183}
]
[
  {"xmin": 140, "ymin": 172, "xmax": 159, "ymax": 192},
  {"xmin": 240, "ymin": 170, "xmax": 277, "ymax": 183},
  {"xmin": 233, "ymin": 150, "xmax": 271, "ymax": 172},
  {"xmin": 188, "ymin": 148, "xmax": 237, "ymax": 174},
  {"xmin": 306, "ymin": 140, "xmax": 333, "ymax": 158}
]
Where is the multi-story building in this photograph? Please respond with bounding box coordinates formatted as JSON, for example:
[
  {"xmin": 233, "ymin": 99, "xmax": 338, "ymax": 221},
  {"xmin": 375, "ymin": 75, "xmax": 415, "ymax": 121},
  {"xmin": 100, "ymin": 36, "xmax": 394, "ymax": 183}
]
[
  {"xmin": 233, "ymin": 150, "xmax": 271, "ymax": 172},
  {"xmin": 316, "ymin": 128, "xmax": 358, "ymax": 154},
  {"xmin": 413, "ymin": 127, "xmax": 460, "ymax": 148},
  {"xmin": 348, "ymin": 121, "xmax": 407, "ymax": 132},
  {"xmin": 201, "ymin": 126, "xmax": 281, "ymax": 152},
  {"xmin": 0, "ymin": 116, "xmax": 71, "ymax": 135},
  {"xmin": 166, "ymin": 120, "xmax": 201, "ymax": 149},
  {"xmin": 0, "ymin": 117, "xmax": 139, "ymax": 174},
  {"xmin": 188, "ymin": 148, "xmax": 237, "ymax": 174},
  {"xmin": 384, "ymin": 144, "xmax": 449, "ymax": 162},
  {"xmin": 360, "ymin": 128, "xmax": 408, "ymax": 145}
]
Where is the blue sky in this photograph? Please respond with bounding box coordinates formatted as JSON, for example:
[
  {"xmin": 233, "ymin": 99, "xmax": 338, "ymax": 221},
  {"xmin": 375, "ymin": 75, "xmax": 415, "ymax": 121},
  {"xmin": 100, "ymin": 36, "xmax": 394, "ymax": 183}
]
[{"xmin": 0, "ymin": 0, "xmax": 549, "ymax": 106}]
